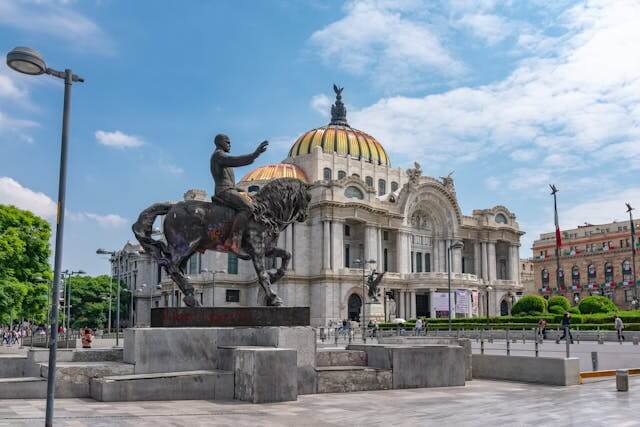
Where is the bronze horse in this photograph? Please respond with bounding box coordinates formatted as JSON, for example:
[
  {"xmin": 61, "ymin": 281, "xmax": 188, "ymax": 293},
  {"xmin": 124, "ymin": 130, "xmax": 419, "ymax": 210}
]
[{"xmin": 132, "ymin": 178, "xmax": 311, "ymax": 307}]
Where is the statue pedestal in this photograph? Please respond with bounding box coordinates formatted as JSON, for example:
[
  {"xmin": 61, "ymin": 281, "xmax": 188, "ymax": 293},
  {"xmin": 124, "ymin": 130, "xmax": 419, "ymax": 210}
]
[
  {"xmin": 366, "ymin": 303, "xmax": 385, "ymax": 322},
  {"xmin": 150, "ymin": 307, "xmax": 310, "ymax": 327}
]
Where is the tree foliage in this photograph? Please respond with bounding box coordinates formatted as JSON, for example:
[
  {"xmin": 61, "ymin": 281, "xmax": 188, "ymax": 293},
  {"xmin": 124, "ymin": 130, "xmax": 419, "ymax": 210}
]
[
  {"xmin": 65, "ymin": 275, "xmax": 130, "ymax": 330},
  {"xmin": 547, "ymin": 295, "xmax": 570, "ymax": 312},
  {"xmin": 511, "ymin": 295, "xmax": 548, "ymax": 316},
  {"xmin": 578, "ymin": 295, "xmax": 618, "ymax": 314}
]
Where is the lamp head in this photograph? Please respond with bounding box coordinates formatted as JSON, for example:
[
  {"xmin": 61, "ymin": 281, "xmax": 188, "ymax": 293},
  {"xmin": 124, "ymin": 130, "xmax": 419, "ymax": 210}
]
[{"xmin": 6, "ymin": 47, "xmax": 47, "ymax": 75}]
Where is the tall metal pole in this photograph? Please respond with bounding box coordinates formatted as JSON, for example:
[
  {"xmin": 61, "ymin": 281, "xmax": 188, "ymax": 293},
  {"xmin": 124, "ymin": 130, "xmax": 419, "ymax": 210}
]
[
  {"xmin": 447, "ymin": 246, "xmax": 452, "ymax": 332},
  {"xmin": 627, "ymin": 204, "xmax": 638, "ymax": 301},
  {"xmin": 362, "ymin": 264, "xmax": 366, "ymax": 343},
  {"xmin": 116, "ymin": 280, "xmax": 121, "ymax": 347},
  {"xmin": 550, "ymin": 185, "xmax": 562, "ymax": 293},
  {"xmin": 108, "ymin": 274, "xmax": 112, "ymax": 334},
  {"xmin": 45, "ymin": 69, "xmax": 73, "ymax": 427},
  {"xmin": 66, "ymin": 274, "xmax": 72, "ymax": 333}
]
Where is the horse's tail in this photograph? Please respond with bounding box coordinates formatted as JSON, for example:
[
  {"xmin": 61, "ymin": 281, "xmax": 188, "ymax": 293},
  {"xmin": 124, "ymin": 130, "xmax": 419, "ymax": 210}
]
[{"xmin": 132, "ymin": 202, "xmax": 173, "ymax": 267}]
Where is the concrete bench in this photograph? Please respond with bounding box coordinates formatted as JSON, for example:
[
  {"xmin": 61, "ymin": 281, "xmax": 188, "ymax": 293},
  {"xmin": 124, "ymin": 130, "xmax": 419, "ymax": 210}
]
[
  {"xmin": 218, "ymin": 346, "xmax": 297, "ymax": 403},
  {"xmin": 91, "ymin": 370, "xmax": 233, "ymax": 401},
  {"xmin": 472, "ymin": 354, "xmax": 580, "ymax": 386},
  {"xmin": 0, "ymin": 354, "xmax": 27, "ymax": 378},
  {"xmin": 316, "ymin": 366, "xmax": 391, "ymax": 393},
  {"xmin": 0, "ymin": 377, "xmax": 46, "ymax": 399}
]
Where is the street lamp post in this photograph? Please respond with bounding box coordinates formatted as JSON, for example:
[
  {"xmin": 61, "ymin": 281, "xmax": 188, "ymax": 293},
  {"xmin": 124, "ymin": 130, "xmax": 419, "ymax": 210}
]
[
  {"xmin": 447, "ymin": 241, "xmax": 464, "ymax": 332},
  {"xmin": 626, "ymin": 203, "xmax": 638, "ymax": 302},
  {"xmin": 355, "ymin": 258, "xmax": 376, "ymax": 342},
  {"xmin": 486, "ymin": 286, "xmax": 493, "ymax": 326},
  {"xmin": 6, "ymin": 46, "xmax": 84, "ymax": 427},
  {"xmin": 550, "ymin": 185, "xmax": 563, "ymax": 293},
  {"xmin": 62, "ymin": 270, "xmax": 85, "ymax": 335},
  {"xmin": 200, "ymin": 269, "xmax": 225, "ymax": 307}
]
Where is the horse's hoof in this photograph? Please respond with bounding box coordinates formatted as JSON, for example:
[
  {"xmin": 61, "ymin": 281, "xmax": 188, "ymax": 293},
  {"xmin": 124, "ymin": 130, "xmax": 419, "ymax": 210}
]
[
  {"xmin": 183, "ymin": 294, "xmax": 199, "ymax": 307},
  {"xmin": 267, "ymin": 295, "xmax": 283, "ymax": 306}
]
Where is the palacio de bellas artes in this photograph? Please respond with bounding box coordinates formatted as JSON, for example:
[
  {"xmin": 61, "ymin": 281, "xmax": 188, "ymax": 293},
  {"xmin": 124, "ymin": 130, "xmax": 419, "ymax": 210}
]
[{"xmin": 119, "ymin": 86, "xmax": 525, "ymax": 328}]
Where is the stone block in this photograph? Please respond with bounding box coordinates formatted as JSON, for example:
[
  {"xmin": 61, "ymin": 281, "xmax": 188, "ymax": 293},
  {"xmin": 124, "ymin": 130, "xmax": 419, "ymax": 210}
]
[
  {"xmin": 472, "ymin": 354, "xmax": 580, "ymax": 386},
  {"xmin": 316, "ymin": 350, "xmax": 367, "ymax": 367},
  {"xmin": 40, "ymin": 361, "xmax": 134, "ymax": 398},
  {"xmin": 151, "ymin": 307, "xmax": 310, "ymax": 327},
  {"xmin": 617, "ymin": 370, "xmax": 629, "ymax": 392},
  {"xmin": 316, "ymin": 366, "xmax": 391, "ymax": 393},
  {"xmin": 222, "ymin": 346, "xmax": 297, "ymax": 403},
  {"xmin": 91, "ymin": 370, "xmax": 234, "ymax": 402},
  {"xmin": 0, "ymin": 355, "xmax": 26, "ymax": 378},
  {"xmin": 0, "ymin": 377, "xmax": 46, "ymax": 399}
]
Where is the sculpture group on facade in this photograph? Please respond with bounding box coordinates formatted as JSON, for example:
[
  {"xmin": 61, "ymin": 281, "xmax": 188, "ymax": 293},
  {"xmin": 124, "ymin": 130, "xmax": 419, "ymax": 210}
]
[{"xmin": 133, "ymin": 135, "xmax": 311, "ymax": 307}]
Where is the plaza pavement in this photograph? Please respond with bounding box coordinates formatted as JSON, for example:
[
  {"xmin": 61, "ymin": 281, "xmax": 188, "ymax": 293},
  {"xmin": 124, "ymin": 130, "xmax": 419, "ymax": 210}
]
[{"xmin": 0, "ymin": 377, "xmax": 638, "ymax": 426}]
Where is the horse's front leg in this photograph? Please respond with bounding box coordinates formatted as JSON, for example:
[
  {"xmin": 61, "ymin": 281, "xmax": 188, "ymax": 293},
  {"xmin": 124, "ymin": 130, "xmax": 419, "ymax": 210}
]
[
  {"xmin": 247, "ymin": 230, "xmax": 283, "ymax": 306},
  {"xmin": 265, "ymin": 246, "xmax": 290, "ymax": 284}
]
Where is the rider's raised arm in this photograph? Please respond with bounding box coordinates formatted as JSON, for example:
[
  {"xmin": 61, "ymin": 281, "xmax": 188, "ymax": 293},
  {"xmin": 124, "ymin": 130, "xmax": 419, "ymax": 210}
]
[{"xmin": 215, "ymin": 150, "xmax": 258, "ymax": 167}]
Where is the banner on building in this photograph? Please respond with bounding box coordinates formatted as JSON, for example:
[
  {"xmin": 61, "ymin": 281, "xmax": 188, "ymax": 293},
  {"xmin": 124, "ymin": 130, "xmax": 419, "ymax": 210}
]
[
  {"xmin": 433, "ymin": 292, "xmax": 455, "ymax": 318},
  {"xmin": 455, "ymin": 290, "xmax": 469, "ymax": 316},
  {"xmin": 471, "ymin": 290, "xmax": 479, "ymax": 316}
]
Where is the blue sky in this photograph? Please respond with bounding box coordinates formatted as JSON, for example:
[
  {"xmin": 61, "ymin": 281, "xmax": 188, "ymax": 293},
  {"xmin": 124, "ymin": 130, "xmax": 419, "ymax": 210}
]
[{"xmin": 1, "ymin": 0, "xmax": 639, "ymax": 275}]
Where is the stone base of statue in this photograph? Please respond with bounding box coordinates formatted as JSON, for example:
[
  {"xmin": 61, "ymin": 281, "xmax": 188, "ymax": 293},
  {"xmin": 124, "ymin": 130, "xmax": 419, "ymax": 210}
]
[
  {"xmin": 366, "ymin": 302, "xmax": 385, "ymax": 322},
  {"xmin": 150, "ymin": 307, "xmax": 310, "ymax": 327}
]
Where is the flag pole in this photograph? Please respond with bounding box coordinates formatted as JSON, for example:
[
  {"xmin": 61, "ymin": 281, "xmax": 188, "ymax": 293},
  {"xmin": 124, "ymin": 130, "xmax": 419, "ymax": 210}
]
[
  {"xmin": 550, "ymin": 184, "xmax": 562, "ymax": 293},
  {"xmin": 627, "ymin": 203, "xmax": 637, "ymax": 303}
]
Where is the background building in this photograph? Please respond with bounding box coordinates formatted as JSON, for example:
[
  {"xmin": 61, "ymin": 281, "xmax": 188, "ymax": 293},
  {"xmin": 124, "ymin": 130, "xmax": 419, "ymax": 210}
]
[
  {"xmin": 520, "ymin": 258, "xmax": 535, "ymax": 295},
  {"xmin": 532, "ymin": 220, "xmax": 639, "ymax": 307},
  {"xmin": 117, "ymin": 87, "xmax": 525, "ymax": 326}
]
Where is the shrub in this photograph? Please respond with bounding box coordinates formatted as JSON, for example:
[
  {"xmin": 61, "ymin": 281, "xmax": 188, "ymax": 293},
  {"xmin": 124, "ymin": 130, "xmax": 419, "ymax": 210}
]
[
  {"xmin": 548, "ymin": 305, "xmax": 566, "ymax": 315},
  {"xmin": 548, "ymin": 295, "xmax": 570, "ymax": 312},
  {"xmin": 511, "ymin": 295, "xmax": 548, "ymax": 315},
  {"xmin": 578, "ymin": 296, "xmax": 618, "ymax": 314},
  {"xmin": 568, "ymin": 307, "xmax": 580, "ymax": 315}
]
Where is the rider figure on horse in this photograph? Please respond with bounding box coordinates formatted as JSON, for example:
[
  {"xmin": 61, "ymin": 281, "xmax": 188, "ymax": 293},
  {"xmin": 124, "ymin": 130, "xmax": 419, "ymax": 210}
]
[{"xmin": 210, "ymin": 134, "xmax": 268, "ymax": 256}]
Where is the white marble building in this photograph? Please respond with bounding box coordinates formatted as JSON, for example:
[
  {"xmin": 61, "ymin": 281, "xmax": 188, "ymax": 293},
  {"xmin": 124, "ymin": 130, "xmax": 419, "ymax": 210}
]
[{"xmin": 122, "ymin": 88, "xmax": 524, "ymax": 326}]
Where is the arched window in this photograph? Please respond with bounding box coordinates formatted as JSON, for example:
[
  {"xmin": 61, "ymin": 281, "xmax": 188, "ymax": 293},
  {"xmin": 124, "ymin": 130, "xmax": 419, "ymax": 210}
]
[
  {"xmin": 622, "ymin": 260, "xmax": 632, "ymax": 281},
  {"xmin": 391, "ymin": 181, "xmax": 399, "ymax": 192},
  {"xmin": 571, "ymin": 266, "xmax": 580, "ymax": 286},
  {"xmin": 542, "ymin": 269, "xmax": 549, "ymax": 287},
  {"xmin": 351, "ymin": 173, "xmax": 360, "ymax": 179},
  {"xmin": 587, "ymin": 264, "xmax": 596, "ymax": 284},
  {"xmin": 495, "ymin": 213, "xmax": 508, "ymax": 224},
  {"xmin": 604, "ymin": 262, "xmax": 614, "ymax": 283},
  {"xmin": 345, "ymin": 186, "xmax": 364, "ymax": 199},
  {"xmin": 323, "ymin": 167, "xmax": 332, "ymax": 181},
  {"xmin": 365, "ymin": 176, "xmax": 373, "ymax": 187},
  {"xmin": 348, "ymin": 294, "xmax": 362, "ymax": 321},
  {"xmin": 378, "ymin": 179, "xmax": 386, "ymax": 196},
  {"xmin": 338, "ymin": 170, "xmax": 346, "ymax": 180},
  {"xmin": 247, "ymin": 185, "xmax": 260, "ymax": 193}
]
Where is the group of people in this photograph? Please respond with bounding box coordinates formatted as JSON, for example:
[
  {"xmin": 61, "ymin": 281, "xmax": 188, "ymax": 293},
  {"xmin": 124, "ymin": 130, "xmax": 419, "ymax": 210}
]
[
  {"xmin": 1, "ymin": 328, "xmax": 23, "ymax": 345},
  {"xmin": 537, "ymin": 313, "xmax": 627, "ymax": 343}
]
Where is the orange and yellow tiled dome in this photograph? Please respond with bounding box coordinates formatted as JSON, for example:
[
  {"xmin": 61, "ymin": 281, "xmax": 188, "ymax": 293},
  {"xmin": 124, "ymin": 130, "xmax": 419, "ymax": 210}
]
[
  {"xmin": 240, "ymin": 163, "xmax": 309, "ymax": 183},
  {"xmin": 287, "ymin": 85, "xmax": 390, "ymax": 166}
]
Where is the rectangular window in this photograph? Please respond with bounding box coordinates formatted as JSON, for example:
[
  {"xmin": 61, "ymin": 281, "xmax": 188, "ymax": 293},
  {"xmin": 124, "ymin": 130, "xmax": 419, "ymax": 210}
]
[
  {"xmin": 425, "ymin": 253, "xmax": 431, "ymax": 272},
  {"xmin": 416, "ymin": 252, "xmax": 422, "ymax": 272},
  {"xmin": 345, "ymin": 244, "xmax": 350, "ymax": 268},
  {"xmin": 344, "ymin": 225, "xmax": 351, "ymax": 237},
  {"xmin": 227, "ymin": 253, "xmax": 238, "ymax": 275},
  {"xmin": 383, "ymin": 248, "xmax": 388, "ymax": 272},
  {"xmin": 226, "ymin": 289, "xmax": 240, "ymax": 303},
  {"xmin": 383, "ymin": 230, "xmax": 389, "ymax": 241},
  {"xmin": 411, "ymin": 251, "xmax": 414, "ymax": 272}
]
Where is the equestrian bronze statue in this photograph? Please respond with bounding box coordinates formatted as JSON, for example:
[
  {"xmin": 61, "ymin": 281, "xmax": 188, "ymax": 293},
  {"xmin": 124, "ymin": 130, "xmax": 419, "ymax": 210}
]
[{"xmin": 132, "ymin": 135, "xmax": 311, "ymax": 307}]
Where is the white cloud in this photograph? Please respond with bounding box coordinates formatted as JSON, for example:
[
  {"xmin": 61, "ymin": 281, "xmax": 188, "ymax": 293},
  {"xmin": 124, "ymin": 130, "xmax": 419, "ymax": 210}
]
[
  {"xmin": 485, "ymin": 176, "xmax": 500, "ymax": 190},
  {"xmin": 0, "ymin": 176, "xmax": 57, "ymax": 218},
  {"xmin": 310, "ymin": 94, "xmax": 331, "ymax": 118},
  {"xmin": 95, "ymin": 130, "xmax": 144, "ymax": 148},
  {"xmin": 0, "ymin": 73, "xmax": 25, "ymax": 100},
  {"xmin": 0, "ymin": 0, "xmax": 112, "ymax": 51},
  {"xmin": 510, "ymin": 149, "xmax": 537, "ymax": 161},
  {"xmin": 158, "ymin": 160, "xmax": 184, "ymax": 176},
  {"xmin": 0, "ymin": 176, "xmax": 127, "ymax": 227},
  {"xmin": 457, "ymin": 13, "xmax": 512, "ymax": 45},
  {"xmin": 561, "ymin": 186, "xmax": 640, "ymax": 229},
  {"xmin": 350, "ymin": 0, "xmax": 640, "ymax": 172},
  {"xmin": 310, "ymin": 0, "xmax": 464, "ymax": 90}
]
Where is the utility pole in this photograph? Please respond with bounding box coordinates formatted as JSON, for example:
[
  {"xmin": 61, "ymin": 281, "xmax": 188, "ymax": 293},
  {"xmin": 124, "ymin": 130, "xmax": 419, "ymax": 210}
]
[{"xmin": 550, "ymin": 185, "xmax": 562, "ymax": 293}]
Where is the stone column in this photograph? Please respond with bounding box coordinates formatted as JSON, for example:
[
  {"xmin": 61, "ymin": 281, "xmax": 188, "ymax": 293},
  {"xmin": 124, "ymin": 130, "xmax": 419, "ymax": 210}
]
[
  {"xmin": 452, "ymin": 245, "xmax": 462, "ymax": 273},
  {"xmin": 481, "ymin": 242, "xmax": 489, "ymax": 281},
  {"xmin": 509, "ymin": 244, "xmax": 520, "ymax": 282},
  {"xmin": 399, "ymin": 290, "xmax": 406, "ymax": 319},
  {"xmin": 432, "ymin": 238, "xmax": 439, "ymax": 272},
  {"xmin": 440, "ymin": 240, "xmax": 447, "ymax": 272},
  {"xmin": 488, "ymin": 241, "xmax": 497, "ymax": 282},
  {"xmin": 474, "ymin": 241, "xmax": 481, "ymax": 276},
  {"xmin": 365, "ymin": 225, "xmax": 378, "ymax": 265},
  {"xmin": 377, "ymin": 228, "xmax": 383, "ymax": 271},
  {"xmin": 410, "ymin": 291, "xmax": 417, "ymax": 319},
  {"xmin": 323, "ymin": 220, "xmax": 331, "ymax": 270},
  {"xmin": 331, "ymin": 221, "xmax": 344, "ymax": 271},
  {"xmin": 429, "ymin": 289, "xmax": 436, "ymax": 318},
  {"xmin": 396, "ymin": 231, "xmax": 409, "ymax": 274}
]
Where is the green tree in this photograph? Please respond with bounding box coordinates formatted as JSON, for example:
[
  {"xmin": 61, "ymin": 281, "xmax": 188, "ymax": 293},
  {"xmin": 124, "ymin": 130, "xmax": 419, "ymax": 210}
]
[
  {"xmin": 511, "ymin": 295, "xmax": 548, "ymax": 316},
  {"xmin": 0, "ymin": 205, "xmax": 52, "ymax": 282},
  {"xmin": 578, "ymin": 295, "xmax": 618, "ymax": 314},
  {"xmin": 66, "ymin": 275, "xmax": 129, "ymax": 330},
  {"xmin": 21, "ymin": 283, "xmax": 49, "ymax": 325},
  {"xmin": 0, "ymin": 279, "xmax": 28, "ymax": 325}
]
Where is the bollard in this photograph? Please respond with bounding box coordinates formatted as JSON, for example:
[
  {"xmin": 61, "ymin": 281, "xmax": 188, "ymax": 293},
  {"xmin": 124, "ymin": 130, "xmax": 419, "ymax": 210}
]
[
  {"xmin": 617, "ymin": 370, "xmax": 629, "ymax": 392},
  {"xmin": 489, "ymin": 328, "xmax": 494, "ymax": 344},
  {"xmin": 522, "ymin": 328, "xmax": 526, "ymax": 344},
  {"xmin": 348, "ymin": 330, "xmax": 352, "ymax": 344},
  {"xmin": 576, "ymin": 327, "xmax": 580, "ymax": 344},
  {"xmin": 479, "ymin": 329, "xmax": 483, "ymax": 344},
  {"xmin": 480, "ymin": 338, "xmax": 485, "ymax": 355},
  {"xmin": 633, "ymin": 336, "xmax": 639, "ymax": 346},
  {"xmin": 598, "ymin": 332, "xmax": 604, "ymax": 345},
  {"xmin": 591, "ymin": 351, "xmax": 598, "ymax": 371},
  {"xmin": 534, "ymin": 331, "xmax": 539, "ymax": 357},
  {"xmin": 506, "ymin": 328, "xmax": 511, "ymax": 356},
  {"xmin": 565, "ymin": 327, "xmax": 570, "ymax": 358},
  {"xmin": 334, "ymin": 328, "xmax": 338, "ymax": 345}
]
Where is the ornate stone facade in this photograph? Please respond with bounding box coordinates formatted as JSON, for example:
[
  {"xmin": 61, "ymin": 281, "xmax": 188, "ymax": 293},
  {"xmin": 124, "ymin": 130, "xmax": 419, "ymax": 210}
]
[{"xmin": 121, "ymin": 87, "xmax": 524, "ymax": 326}]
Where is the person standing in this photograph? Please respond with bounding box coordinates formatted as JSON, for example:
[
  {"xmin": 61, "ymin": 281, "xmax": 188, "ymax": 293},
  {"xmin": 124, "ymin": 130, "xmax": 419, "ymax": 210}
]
[
  {"xmin": 414, "ymin": 318, "xmax": 423, "ymax": 336},
  {"xmin": 559, "ymin": 312, "xmax": 573, "ymax": 344},
  {"xmin": 538, "ymin": 318, "xmax": 548, "ymax": 340},
  {"xmin": 615, "ymin": 316, "xmax": 625, "ymax": 342}
]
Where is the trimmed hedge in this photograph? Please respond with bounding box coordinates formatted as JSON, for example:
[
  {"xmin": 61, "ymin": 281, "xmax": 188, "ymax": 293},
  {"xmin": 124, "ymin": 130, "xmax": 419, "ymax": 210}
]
[
  {"xmin": 548, "ymin": 305, "xmax": 566, "ymax": 315},
  {"xmin": 511, "ymin": 295, "xmax": 548, "ymax": 315},
  {"xmin": 578, "ymin": 296, "xmax": 618, "ymax": 314},
  {"xmin": 548, "ymin": 295, "xmax": 571, "ymax": 312}
]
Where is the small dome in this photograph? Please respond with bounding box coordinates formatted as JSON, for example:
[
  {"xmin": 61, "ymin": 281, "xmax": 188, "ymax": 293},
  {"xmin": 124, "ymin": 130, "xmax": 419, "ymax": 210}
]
[
  {"xmin": 240, "ymin": 163, "xmax": 309, "ymax": 183},
  {"xmin": 288, "ymin": 85, "xmax": 390, "ymax": 166}
]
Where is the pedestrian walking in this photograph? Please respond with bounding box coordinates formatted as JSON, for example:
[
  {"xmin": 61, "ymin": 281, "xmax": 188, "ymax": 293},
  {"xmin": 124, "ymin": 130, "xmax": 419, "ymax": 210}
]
[
  {"xmin": 81, "ymin": 327, "xmax": 94, "ymax": 349},
  {"xmin": 414, "ymin": 318, "xmax": 423, "ymax": 336},
  {"xmin": 538, "ymin": 318, "xmax": 547, "ymax": 340},
  {"xmin": 559, "ymin": 312, "xmax": 573, "ymax": 343},
  {"xmin": 615, "ymin": 316, "xmax": 625, "ymax": 342}
]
